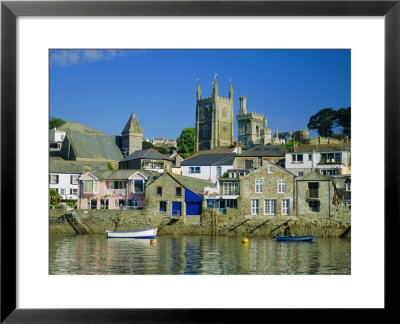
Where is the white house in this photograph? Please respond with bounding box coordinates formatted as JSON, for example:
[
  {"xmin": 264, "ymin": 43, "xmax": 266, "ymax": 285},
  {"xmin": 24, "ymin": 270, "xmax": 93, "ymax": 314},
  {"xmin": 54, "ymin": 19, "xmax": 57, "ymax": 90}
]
[
  {"xmin": 285, "ymin": 143, "xmax": 351, "ymax": 177},
  {"xmin": 181, "ymin": 152, "xmax": 236, "ymax": 185},
  {"xmin": 49, "ymin": 160, "xmax": 109, "ymax": 201},
  {"xmin": 49, "ymin": 127, "xmax": 66, "ymax": 150}
]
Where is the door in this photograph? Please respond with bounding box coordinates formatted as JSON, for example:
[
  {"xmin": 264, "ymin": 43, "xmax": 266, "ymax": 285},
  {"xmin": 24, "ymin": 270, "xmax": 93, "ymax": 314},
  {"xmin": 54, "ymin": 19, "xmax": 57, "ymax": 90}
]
[
  {"xmin": 172, "ymin": 202, "xmax": 181, "ymax": 216},
  {"xmin": 186, "ymin": 202, "xmax": 202, "ymax": 215}
]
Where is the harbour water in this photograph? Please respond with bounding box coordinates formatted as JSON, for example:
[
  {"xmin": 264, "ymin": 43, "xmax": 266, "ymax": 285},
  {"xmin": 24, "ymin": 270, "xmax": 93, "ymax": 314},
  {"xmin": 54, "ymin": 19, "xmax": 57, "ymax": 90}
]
[{"xmin": 49, "ymin": 234, "xmax": 350, "ymax": 275}]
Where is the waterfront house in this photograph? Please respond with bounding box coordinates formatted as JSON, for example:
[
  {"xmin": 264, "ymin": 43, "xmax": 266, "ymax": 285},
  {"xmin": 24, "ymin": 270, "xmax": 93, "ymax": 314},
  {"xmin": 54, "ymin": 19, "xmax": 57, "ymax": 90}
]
[
  {"xmin": 239, "ymin": 162, "xmax": 296, "ymax": 219},
  {"xmin": 180, "ymin": 151, "xmax": 236, "ymax": 184},
  {"xmin": 77, "ymin": 169, "xmax": 152, "ymax": 210},
  {"xmin": 119, "ymin": 148, "xmax": 172, "ymax": 173},
  {"xmin": 296, "ymin": 171, "xmax": 336, "ymax": 219},
  {"xmin": 233, "ymin": 144, "xmax": 288, "ymax": 170},
  {"xmin": 145, "ymin": 172, "xmax": 215, "ymax": 223},
  {"xmin": 285, "ymin": 143, "xmax": 351, "ymax": 177},
  {"xmin": 49, "ymin": 159, "xmax": 109, "ymax": 202}
]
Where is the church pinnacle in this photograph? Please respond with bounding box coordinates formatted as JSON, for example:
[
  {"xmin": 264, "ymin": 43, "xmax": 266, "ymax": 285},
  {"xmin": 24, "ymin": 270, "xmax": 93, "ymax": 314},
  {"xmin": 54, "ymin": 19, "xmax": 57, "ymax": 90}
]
[
  {"xmin": 212, "ymin": 73, "xmax": 218, "ymax": 97},
  {"xmin": 196, "ymin": 79, "xmax": 201, "ymax": 101},
  {"xmin": 229, "ymin": 79, "xmax": 233, "ymax": 100}
]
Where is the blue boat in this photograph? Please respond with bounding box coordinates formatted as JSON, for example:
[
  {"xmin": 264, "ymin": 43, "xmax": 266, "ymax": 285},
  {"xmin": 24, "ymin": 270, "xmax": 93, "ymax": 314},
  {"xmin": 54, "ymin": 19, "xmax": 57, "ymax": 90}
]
[{"xmin": 275, "ymin": 235, "xmax": 317, "ymax": 242}]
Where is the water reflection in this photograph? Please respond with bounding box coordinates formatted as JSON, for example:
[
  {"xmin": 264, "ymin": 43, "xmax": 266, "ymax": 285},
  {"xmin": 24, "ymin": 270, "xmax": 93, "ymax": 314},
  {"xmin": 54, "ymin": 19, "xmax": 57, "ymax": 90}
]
[{"xmin": 49, "ymin": 235, "xmax": 350, "ymax": 275}]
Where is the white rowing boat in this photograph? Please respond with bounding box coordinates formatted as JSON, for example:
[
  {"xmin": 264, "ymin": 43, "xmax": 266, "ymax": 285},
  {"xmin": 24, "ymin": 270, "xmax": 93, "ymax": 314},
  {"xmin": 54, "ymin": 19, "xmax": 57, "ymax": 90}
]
[{"xmin": 105, "ymin": 228, "xmax": 157, "ymax": 239}]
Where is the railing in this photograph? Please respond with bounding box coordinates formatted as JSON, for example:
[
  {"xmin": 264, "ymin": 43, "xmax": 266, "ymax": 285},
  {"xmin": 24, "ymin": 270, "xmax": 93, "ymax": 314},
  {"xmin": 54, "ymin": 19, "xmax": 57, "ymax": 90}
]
[{"xmin": 105, "ymin": 189, "xmax": 126, "ymax": 195}]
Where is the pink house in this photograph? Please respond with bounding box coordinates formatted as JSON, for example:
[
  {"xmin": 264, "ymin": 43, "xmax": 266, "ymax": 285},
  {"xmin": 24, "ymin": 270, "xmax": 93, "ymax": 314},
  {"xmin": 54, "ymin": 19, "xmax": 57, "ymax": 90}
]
[{"xmin": 78, "ymin": 170, "xmax": 149, "ymax": 210}]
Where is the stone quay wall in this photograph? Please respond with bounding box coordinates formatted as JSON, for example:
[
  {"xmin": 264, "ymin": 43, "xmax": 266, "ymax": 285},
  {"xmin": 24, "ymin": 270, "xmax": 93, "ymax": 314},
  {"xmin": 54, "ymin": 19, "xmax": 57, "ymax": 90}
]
[{"xmin": 50, "ymin": 208, "xmax": 350, "ymax": 239}]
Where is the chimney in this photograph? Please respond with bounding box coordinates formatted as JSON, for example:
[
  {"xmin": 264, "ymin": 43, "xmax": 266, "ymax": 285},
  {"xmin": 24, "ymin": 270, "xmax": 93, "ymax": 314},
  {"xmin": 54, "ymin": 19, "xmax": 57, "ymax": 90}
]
[{"xmin": 174, "ymin": 154, "xmax": 181, "ymax": 168}]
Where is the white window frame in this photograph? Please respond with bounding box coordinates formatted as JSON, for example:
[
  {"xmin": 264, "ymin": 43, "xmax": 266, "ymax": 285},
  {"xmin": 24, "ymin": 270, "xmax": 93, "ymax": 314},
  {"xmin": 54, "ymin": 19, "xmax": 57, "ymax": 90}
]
[
  {"xmin": 60, "ymin": 188, "xmax": 66, "ymax": 196},
  {"xmin": 133, "ymin": 179, "xmax": 144, "ymax": 193},
  {"xmin": 268, "ymin": 166, "xmax": 273, "ymax": 173},
  {"xmin": 70, "ymin": 175, "xmax": 79, "ymax": 185},
  {"xmin": 346, "ymin": 182, "xmax": 351, "ymax": 191},
  {"xmin": 189, "ymin": 166, "xmax": 201, "ymax": 174},
  {"xmin": 292, "ymin": 154, "xmax": 303, "ymax": 163},
  {"xmin": 255, "ymin": 179, "xmax": 264, "ymax": 193},
  {"xmin": 217, "ymin": 166, "xmax": 222, "ymax": 177},
  {"xmin": 264, "ymin": 199, "xmax": 277, "ymax": 215},
  {"xmin": 83, "ymin": 180, "xmax": 99, "ymax": 193},
  {"xmin": 251, "ymin": 199, "xmax": 259, "ymax": 215},
  {"xmin": 50, "ymin": 174, "xmax": 58, "ymax": 184},
  {"xmin": 277, "ymin": 180, "xmax": 286, "ymax": 193},
  {"xmin": 282, "ymin": 199, "xmax": 290, "ymax": 215}
]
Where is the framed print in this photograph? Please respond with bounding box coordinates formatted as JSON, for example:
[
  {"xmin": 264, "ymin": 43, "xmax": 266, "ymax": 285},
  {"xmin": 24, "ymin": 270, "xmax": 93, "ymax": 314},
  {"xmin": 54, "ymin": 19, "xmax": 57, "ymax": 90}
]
[{"xmin": 1, "ymin": 0, "xmax": 397, "ymax": 322}]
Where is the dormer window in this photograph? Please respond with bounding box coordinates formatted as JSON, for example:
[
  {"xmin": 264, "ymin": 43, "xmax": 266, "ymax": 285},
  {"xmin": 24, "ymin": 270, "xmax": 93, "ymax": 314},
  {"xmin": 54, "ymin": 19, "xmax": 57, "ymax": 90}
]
[{"xmin": 83, "ymin": 180, "xmax": 99, "ymax": 193}]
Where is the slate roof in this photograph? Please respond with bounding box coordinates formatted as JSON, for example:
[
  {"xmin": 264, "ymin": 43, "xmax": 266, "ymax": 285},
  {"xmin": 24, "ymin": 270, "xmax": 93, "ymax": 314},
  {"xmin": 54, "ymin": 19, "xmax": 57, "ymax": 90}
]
[
  {"xmin": 293, "ymin": 143, "xmax": 351, "ymax": 153},
  {"xmin": 297, "ymin": 171, "xmax": 332, "ymax": 181},
  {"xmin": 120, "ymin": 148, "xmax": 172, "ymax": 162},
  {"xmin": 181, "ymin": 152, "xmax": 236, "ymax": 166},
  {"xmin": 57, "ymin": 122, "xmax": 106, "ymax": 135},
  {"xmin": 237, "ymin": 145, "xmax": 288, "ymax": 157},
  {"xmin": 49, "ymin": 160, "xmax": 110, "ymax": 174},
  {"xmin": 90, "ymin": 169, "xmax": 153, "ymax": 180},
  {"xmin": 122, "ymin": 113, "xmax": 143, "ymax": 135},
  {"xmin": 67, "ymin": 132, "xmax": 123, "ymax": 161},
  {"xmin": 146, "ymin": 172, "xmax": 215, "ymax": 196}
]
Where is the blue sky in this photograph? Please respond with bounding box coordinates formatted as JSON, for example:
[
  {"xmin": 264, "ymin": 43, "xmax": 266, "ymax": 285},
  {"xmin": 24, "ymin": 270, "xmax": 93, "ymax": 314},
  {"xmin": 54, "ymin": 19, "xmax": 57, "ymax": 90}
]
[{"xmin": 49, "ymin": 49, "xmax": 350, "ymax": 140}]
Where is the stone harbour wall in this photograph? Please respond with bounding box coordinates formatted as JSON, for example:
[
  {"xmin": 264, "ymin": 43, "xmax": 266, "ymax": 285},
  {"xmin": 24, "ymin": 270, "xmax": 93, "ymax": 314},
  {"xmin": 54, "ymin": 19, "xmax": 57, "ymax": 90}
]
[{"xmin": 50, "ymin": 208, "xmax": 350, "ymax": 239}]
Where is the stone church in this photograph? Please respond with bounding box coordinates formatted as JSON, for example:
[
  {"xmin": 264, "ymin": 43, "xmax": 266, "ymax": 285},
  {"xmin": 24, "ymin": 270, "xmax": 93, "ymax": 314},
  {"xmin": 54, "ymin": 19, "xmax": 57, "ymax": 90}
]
[
  {"xmin": 194, "ymin": 76, "xmax": 234, "ymax": 153},
  {"xmin": 121, "ymin": 112, "xmax": 143, "ymax": 157}
]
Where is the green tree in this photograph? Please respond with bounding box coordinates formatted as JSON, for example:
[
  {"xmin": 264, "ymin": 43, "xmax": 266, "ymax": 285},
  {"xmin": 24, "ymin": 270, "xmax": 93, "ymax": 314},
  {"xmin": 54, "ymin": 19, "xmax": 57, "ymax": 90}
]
[
  {"xmin": 142, "ymin": 141, "xmax": 154, "ymax": 149},
  {"xmin": 307, "ymin": 108, "xmax": 336, "ymax": 137},
  {"xmin": 177, "ymin": 127, "xmax": 195, "ymax": 155},
  {"xmin": 154, "ymin": 145, "xmax": 168, "ymax": 154},
  {"xmin": 49, "ymin": 117, "xmax": 66, "ymax": 130},
  {"xmin": 335, "ymin": 107, "xmax": 351, "ymax": 138},
  {"xmin": 50, "ymin": 189, "xmax": 59, "ymax": 206}
]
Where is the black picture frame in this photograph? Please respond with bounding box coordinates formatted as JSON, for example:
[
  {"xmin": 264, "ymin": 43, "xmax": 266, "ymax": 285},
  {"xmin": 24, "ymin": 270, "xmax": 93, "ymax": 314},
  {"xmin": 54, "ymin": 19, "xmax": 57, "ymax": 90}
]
[{"xmin": 1, "ymin": 0, "xmax": 397, "ymax": 322}]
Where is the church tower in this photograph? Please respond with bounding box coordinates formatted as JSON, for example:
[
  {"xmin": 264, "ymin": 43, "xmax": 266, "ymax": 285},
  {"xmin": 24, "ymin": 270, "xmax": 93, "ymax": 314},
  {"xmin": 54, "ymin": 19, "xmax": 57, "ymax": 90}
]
[
  {"xmin": 194, "ymin": 75, "xmax": 234, "ymax": 153},
  {"xmin": 121, "ymin": 112, "xmax": 143, "ymax": 157}
]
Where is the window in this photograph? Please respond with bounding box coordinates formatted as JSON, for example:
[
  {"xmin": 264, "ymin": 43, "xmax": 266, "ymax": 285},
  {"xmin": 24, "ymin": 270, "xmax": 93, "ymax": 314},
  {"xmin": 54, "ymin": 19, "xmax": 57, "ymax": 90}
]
[
  {"xmin": 134, "ymin": 179, "xmax": 144, "ymax": 193},
  {"xmin": 189, "ymin": 166, "xmax": 201, "ymax": 174},
  {"xmin": 321, "ymin": 169, "xmax": 338, "ymax": 176},
  {"xmin": 90, "ymin": 199, "xmax": 97, "ymax": 209},
  {"xmin": 176, "ymin": 187, "xmax": 182, "ymax": 197},
  {"xmin": 346, "ymin": 182, "xmax": 351, "ymax": 191},
  {"xmin": 345, "ymin": 202, "xmax": 351, "ymax": 210},
  {"xmin": 292, "ymin": 154, "xmax": 303, "ymax": 163},
  {"xmin": 277, "ymin": 180, "xmax": 286, "ymax": 193},
  {"xmin": 60, "ymin": 188, "xmax": 66, "ymax": 196},
  {"xmin": 100, "ymin": 199, "xmax": 109, "ymax": 210},
  {"xmin": 308, "ymin": 200, "xmax": 320, "ymax": 212},
  {"xmin": 226, "ymin": 199, "xmax": 237, "ymax": 209},
  {"xmin": 268, "ymin": 166, "xmax": 273, "ymax": 173},
  {"xmin": 251, "ymin": 199, "xmax": 259, "ymax": 215},
  {"xmin": 308, "ymin": 182, "xmax": 319, "ymax": 198},
  {"xmin": 50, "ymin": 174, "xmax": 59, "ymax": 184},
  {"xmin": 320, "ymin": 152, "xmax": 342, "ymax": 164},
  {"xmin": 159, "ymin": 201, "xmax": 167, "ymax": 212},
  {"xmin": 70, "ymin": 175, "xmax": 79, "ymax": 184},
  {"xmin": 298, "ymin": 172, "xmax": 304, "ymax": 177},
  {"xmin": 110, "ymin": 181, "xmax": 125, "ymax": 189},
  {"xmin": 245, "ymin": 159, "xmax": 253, "ymax": 169},
  {"xmin": 70, "ymin": 188, "xmax": 78, "ymax": 195},
  {"xmin": 282, "ymin": 199, "xmax": 290, "ymax": 215},
  {"xmin": 217, "ymin": 166, "xmax": 222, "ymax": 177},
  {"xmin": 255, "ymin": 179, "xmax": 264, "ymax": 193},
  {"xmin": 264, "ymin": 199, "xmax": 277, "ymax": 215},
  {"xmin": 83, "ymin": 180, "xmax": 99, "ymax": 193},
  {"xmin": 223, "ymin": 182, "xmax": 240, "ymax": 195},
  {"xmin": 156, "ymin": 187, "xmax": 162, "ymax": 196},
  {"xmin": 114, "ymin": 200, "xmax": 119, "ymax": 208},
  {"xmin": 308, "ymin": 154, "xmax": 312, "ymax": 160}
]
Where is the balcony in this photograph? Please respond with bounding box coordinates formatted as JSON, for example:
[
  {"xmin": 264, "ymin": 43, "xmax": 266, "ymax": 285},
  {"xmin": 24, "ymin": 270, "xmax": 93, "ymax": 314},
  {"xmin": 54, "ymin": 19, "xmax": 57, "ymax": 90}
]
[{"xmin": 105, "ymin": 189, "xmax": 126, "ymax": 196}]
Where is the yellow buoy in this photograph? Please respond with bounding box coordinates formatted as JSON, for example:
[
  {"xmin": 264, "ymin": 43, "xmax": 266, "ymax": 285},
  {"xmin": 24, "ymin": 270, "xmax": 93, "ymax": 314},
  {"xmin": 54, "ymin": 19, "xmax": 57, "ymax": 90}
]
[{"xmin": 242, "ymin": 237, "xmax": 249, "ymax": 243}]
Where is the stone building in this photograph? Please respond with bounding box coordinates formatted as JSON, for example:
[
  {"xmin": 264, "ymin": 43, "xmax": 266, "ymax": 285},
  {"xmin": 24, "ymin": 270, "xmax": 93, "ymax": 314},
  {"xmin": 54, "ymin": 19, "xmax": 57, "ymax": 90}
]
[
  {"xmin": 295, "ymin": 171, "xmax": 335, "ymax": 219},
  {"xmin": 234, "ymin": 145, "xmax": 288, "ymax": 170},
  {"xmin": 145, "ymin": 172, "xmax": 215, "ymax": 223},
  {"xmin": 119, "ymin": 148, "xmax": 172, "ymax": 173},
  {"xmin": 121, "ymin": 112, "xmax": 143, "ymax": 157},
  {"xmin": 194, "ymin": 76, "xmax": 234, "ymax": 153},
  {"xmin": 238, "ymin": 162, "xmax": 296, "ymax": 219},
  {"xmin": 236, "ymin": 96, "xmax": 272, "ymax": 147}
]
